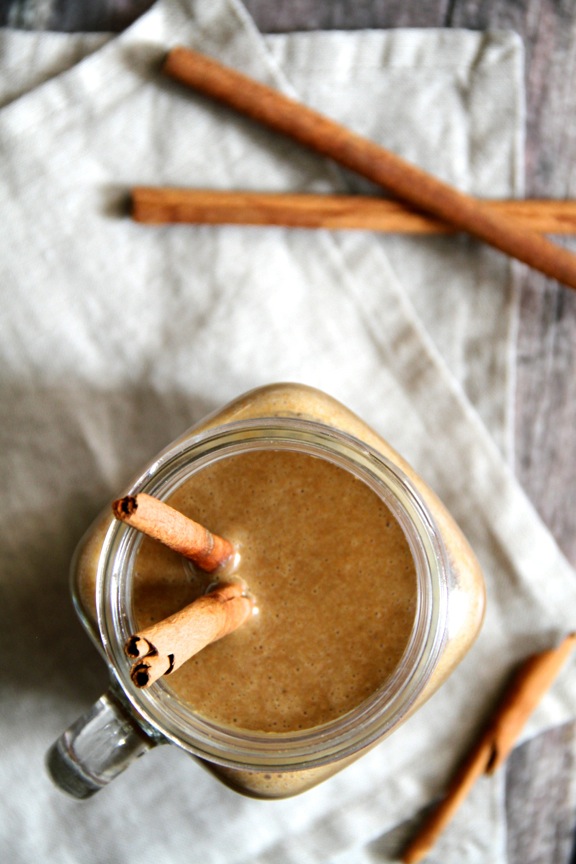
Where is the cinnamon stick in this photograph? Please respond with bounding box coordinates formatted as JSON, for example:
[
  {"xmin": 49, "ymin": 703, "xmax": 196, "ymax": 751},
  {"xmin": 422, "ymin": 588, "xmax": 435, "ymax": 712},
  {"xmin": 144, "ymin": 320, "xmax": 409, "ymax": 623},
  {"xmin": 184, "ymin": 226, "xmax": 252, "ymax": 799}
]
[
  {"xmin": 126, "ymin": 581, "xmax": 254, "ymax": 688},
  {"xmin": 112, "ymin": 492, "xmax": 234, "ymax": 572},
  {"xmin": 132, "ymin": 188, "xmax": 576, "ymax": 236},
  {"xmin": 402, "ymin": 633, "xmax": 576, "ymax": 864},
  {"xmin": 162, "ymin": 46, "xmax": 576, "ymax": 291}
]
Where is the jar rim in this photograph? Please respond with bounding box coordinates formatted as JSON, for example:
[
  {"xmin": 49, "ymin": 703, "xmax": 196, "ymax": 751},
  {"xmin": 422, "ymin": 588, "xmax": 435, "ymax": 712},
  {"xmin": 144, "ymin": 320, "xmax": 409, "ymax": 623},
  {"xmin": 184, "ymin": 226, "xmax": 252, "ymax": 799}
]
[{"xmin": 97, "ymin": 418, "xmax": 449, "ymax": 771}]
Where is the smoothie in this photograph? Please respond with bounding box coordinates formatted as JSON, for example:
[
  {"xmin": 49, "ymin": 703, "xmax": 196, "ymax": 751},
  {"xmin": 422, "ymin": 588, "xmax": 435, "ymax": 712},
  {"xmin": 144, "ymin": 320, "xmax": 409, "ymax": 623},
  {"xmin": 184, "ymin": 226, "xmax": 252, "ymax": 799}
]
[
  {"xmin": 68, "ymin": 383, "xmax": 485, "ymax": 799},
  {"xmin": 132, "ymin": 449, "xmax": 417, "ymax": 732}
]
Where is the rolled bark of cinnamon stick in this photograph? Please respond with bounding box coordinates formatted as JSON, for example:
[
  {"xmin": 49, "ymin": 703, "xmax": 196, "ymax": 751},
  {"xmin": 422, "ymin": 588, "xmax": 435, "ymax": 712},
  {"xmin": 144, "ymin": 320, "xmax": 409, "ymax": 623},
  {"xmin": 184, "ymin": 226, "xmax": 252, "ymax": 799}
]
[
  {"xmin": 132, "ymin": 188, "xmax": 576, "ymax": 236},
  {"xmin": 162, "ymin": 46, "xmax": 576, "ymax": 291},
  {"xmin": 112, "ymin": 493, "xmax": 234, "ymax": 572},
  {"xmin": 126, "ymin": 582, "xmax": 254, "ymax": 688},
  {"xmin": 402, "ymin": 633, "xmax": 576, "ymax": 864}
]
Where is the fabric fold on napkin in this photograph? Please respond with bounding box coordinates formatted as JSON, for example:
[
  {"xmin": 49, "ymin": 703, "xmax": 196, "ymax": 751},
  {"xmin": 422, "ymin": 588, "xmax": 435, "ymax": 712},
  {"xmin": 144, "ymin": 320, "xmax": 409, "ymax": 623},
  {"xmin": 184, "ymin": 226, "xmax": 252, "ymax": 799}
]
[
  {"xmin": 1, "ymin": 2, "xmax": 574, "ymax": 863},
  {"xmin": 262, "ymin": 27, "xmax": 525, "ymax": 462},
  {"xmin": 0, "ymin": 27, "xmax": 110, "ymax": 107}
]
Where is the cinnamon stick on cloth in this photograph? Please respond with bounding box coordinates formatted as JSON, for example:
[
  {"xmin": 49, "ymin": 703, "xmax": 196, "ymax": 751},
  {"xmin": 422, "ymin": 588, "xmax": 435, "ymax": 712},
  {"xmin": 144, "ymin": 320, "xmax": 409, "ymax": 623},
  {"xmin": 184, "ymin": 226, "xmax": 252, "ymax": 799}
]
[
  {"xmin": 162, "ymin": 46, "xmax": 576, "ymax": 292},
  {"xmin": 132, "ymin": 188, "xmax": 576, "ymax": 236},
  {"xmin": 112, "ymin": 492, "xmax": 235, "ymax": 572},
  {"xmin": 402, "ymin": 633, "xmax": 576, "ymax": 864},
  {"xmin": 126, "ymin": 582, "xmax": 254, "ymax": 688}
]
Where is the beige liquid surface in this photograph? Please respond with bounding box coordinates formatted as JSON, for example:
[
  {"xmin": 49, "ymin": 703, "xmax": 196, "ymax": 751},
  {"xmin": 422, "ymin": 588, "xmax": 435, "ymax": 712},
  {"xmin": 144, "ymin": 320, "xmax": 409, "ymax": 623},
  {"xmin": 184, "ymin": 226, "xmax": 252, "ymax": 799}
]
[{"xmin": 132, "ymin": 449, "xmax": 417, "ymax": 733}]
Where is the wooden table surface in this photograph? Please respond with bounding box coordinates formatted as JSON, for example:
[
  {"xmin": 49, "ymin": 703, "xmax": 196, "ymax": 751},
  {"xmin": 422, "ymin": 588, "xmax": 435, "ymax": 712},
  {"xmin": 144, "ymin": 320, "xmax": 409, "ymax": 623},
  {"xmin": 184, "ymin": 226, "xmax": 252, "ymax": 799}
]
[{"xmin": 2, "ymin": 1, "xmax": 575, "ymax": 861}]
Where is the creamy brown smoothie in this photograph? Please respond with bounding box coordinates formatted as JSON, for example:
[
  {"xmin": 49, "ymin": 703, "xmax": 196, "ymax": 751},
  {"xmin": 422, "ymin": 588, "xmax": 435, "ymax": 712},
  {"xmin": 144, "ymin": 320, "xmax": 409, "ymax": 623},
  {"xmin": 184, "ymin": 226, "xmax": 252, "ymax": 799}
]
[
  {"xmin": 67, "ymin": 383, "xmax": 485, "ymax": 799},
  {"xmin": 132, "ymin": 449, "xmax": 417, "ymax": 733}
]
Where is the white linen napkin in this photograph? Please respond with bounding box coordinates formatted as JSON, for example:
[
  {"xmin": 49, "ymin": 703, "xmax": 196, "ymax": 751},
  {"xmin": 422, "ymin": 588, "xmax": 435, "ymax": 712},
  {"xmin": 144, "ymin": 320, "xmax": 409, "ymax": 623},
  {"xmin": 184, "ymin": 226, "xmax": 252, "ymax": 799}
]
[
  {"xmin": 0, "ymin": 27, "xmax": 110, "ymax": 107},
  {"xmin": 1, "ymin": 2, "xmax": 574, "ymax": 863}
]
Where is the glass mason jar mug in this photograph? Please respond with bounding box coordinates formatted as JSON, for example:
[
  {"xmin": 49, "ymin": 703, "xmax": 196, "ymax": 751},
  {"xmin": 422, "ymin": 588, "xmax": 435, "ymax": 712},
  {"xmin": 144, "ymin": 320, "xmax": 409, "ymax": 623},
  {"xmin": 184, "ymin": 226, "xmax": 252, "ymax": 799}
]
[{"xmin": 47, "ymin": 384, "xmax": 485, "ymax": 799}]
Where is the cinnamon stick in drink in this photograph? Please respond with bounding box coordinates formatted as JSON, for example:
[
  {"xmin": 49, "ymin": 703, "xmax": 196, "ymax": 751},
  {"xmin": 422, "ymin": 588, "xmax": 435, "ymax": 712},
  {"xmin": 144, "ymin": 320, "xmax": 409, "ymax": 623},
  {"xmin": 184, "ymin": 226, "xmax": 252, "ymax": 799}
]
[
  {"xmin": 162, "ymin": 46, "xmax": 576, "ymax": 291},
  {"xmin": 126, "ymin": 582, "xmax": 254, "ymax": 688},
  {"xmin": 132, "ymin": 188, "xmax": 576, "ymax": 236},
  {"xmin": 112, "ymin": 492, "xmax": 234, "ymax": 572},
  {"xmin": 402, "ymin": 633, "xmax": 576, "ymax": 863}
]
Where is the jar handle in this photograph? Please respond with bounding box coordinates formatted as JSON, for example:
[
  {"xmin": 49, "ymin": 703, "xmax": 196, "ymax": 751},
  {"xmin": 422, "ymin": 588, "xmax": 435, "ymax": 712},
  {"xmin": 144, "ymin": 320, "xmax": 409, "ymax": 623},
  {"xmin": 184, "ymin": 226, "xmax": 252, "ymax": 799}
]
[{"xmin": 46, "ymin": 688, "xmax": 156, "ymax": 798}]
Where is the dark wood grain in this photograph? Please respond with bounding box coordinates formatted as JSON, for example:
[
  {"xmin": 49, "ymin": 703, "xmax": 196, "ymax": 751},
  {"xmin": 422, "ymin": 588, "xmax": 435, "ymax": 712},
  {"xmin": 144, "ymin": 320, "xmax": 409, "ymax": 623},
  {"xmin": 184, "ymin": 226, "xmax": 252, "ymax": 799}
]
[
  {"xmin": 243, "ymin": 0, "xmax": 452, "ymax": 30},
  {"xmin": 506, "ymin": 719, "xmax": 576, "ymax": 864},
  {"xmin": 1, "ymin": 0, "xmax": 575, "ymax": 860},
  {"xmin": 451, "ymin": 0, "xmax": 576, "ymax": 572},
  {"xmin": 0, "ymin": 0, "xmax": 154, "ymax": 30}
]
